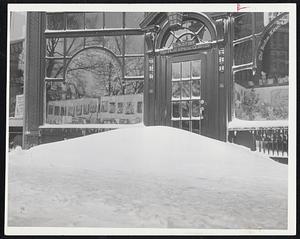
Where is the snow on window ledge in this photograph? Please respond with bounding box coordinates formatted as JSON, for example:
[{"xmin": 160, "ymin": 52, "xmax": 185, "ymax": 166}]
[
  {"xmin": 228, "ymin": 118, "xmax": 288, "ymax": 130},
  {"xmin": 39, "ymin": 123, "xmax": 145, "ymax": 129}
]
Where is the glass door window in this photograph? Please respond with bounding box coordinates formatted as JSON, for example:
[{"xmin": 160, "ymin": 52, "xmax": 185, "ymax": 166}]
[{"xmin": 171, "ymin": 59, "xmax": 203, "ymax": 134}]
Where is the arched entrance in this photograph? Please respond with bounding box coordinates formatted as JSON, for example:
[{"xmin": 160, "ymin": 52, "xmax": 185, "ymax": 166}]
[{"xmin": 141, "ymin": 12, "xmax": 222, "ymax": 140}]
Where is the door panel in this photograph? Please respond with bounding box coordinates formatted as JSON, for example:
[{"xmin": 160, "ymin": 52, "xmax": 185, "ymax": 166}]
[{"xmin": 166, "ymin": 52, "xmax": 207, "ymax": 135}]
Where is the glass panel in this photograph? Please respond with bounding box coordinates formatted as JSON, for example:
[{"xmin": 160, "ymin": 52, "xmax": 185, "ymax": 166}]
[
  {"xmin": 125, "ymin": 57, "xmax": 144, "ymax": 76},
  {"xmin": 182, "ymin": 61, "xmax": 190, "ymax": 79},
  {"xmin": 125, "ymin": 12, "xmax": 144, "ymax": 28},
  {"xmin": 46, "ymin": 82, "xmax": 65, "ymax": 102},
  {"xmin": 192, "ymin": 120, "xmax": 200, "ymax": 134},
  {"xmin": 85, "ymin": 36, "xmax": 104, "ymax": 47},
  {"xmin": 254, "ymin": 13, "xmax": 264, "ymax": 33},
  {"xmin": 85, "ymin": 12, "xmax": 103, "ymax": 29},
  {"xmin": 181, "ymin": 81, "xmax": 191, "ymax": 99},
  {"xmin": 67, "ymin": 13, "xmax": 84, "ymax": 30},
  {"xmin": 172, "ymin": 62, "xmax": 181, "ymax": 80},
  {"xmin": 65, "ymin": 48, "xmax": 122, "ymax": 98},
  {"xmin": 172, "ymin": 102, "xmax": 180, "ymax": 118},
  {"xmin": 46, "ymin": 38, "xmax": 64, "ymax": 57},
  {"xmin": 192, "ymin": 80, "xmax": 201, "ymax": 98},
  {"xmin": 234, "ymin": 40, "xmax": 252, "ymax": 65},
  {"xmin": 191, "ymin": 60, "xmax": 201, "ymax": 78},
  {"xmin": 104, "ymin": 36, "xmax": 123, "ymax": 55},
  {"xmin": 125, "ymin": 35, "xmax": 144, "ymax": 54},
  {"xmin": 172, "ymin": 82, "xmax": 181, "ymax": 100},
  {"xmin": 46, "ymin": 59, "xmax": 64, "ymax": 78},
  {"xmin": 66, "ymin": 37, "xmax": 84, "ymax": 56},
  {"xmin": 124, "ymin": 80, "xmax": 144, "ymax": 94},
  {"xmin": 165, "ymin": 34, "xmax": 176, "ymax": 48},
  {"xmin": 262, "ymin": 23, "xmax": 289, "ymax": 83},
  {"xmin": 105, "ymin": 12, "xmax": 123, "ymax": 28},
  {"xmin": 47, "ymin": 13, "xmax": 64, "ymax": 30},
  {"xmin": 191, "ymin": 100, "xmax": 200, "ymax": 117},
  {"xmin": 172, "ymin": 120, "xmax": 180, "ymax": 129},
  {"xmin": 234, "ymin": 70, "xmax": 253, "ymax": 87},
  {"xmin": 234, "ymin": 13, "xmax": 252, "ymax": 40},
  {"xmin": 182, "ymin": 120, "xmax": 190, "ymax": 131},
  {"xmin": 181, "ymin": 101, "xmax": 190, "ymax": 118}
]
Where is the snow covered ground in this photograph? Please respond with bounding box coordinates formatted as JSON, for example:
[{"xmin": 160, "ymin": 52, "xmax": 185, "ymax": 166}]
[{"xmin": 7, "ymin": 126, "xmax": 288, "ymax": 229}]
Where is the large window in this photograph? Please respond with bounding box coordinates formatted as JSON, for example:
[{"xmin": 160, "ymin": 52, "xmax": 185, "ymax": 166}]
[
  {"xmin": 44, "ymin": 12, "xmax": 145, "ymax": 125},
  {"xmin": 233, "ymin": 13, "xmax": 289, "ymax": 121}
]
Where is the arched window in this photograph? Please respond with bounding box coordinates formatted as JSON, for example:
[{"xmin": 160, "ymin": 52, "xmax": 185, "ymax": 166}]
[{"xmin": 162, "ymin": 19, "xmax": 212, "ymax": 49}]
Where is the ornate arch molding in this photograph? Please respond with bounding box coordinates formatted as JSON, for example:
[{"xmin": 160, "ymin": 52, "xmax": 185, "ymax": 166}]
[
  {"xmin": 254, "ymin": 12, "xmax": 289, "ymax": 78},
  {"xmin": 155, "ymin": 12, "xmax": 218, "ymax": 50}
]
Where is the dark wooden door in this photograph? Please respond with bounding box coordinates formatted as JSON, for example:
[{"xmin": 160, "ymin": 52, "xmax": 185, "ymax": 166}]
[{"xmin": 165, "ymin": 51, "xmax": 210, "ymax": 135}]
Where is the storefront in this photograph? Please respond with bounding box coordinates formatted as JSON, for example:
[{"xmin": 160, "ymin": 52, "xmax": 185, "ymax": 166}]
[{"xmin": 20, "ymin": 11, "xmax": 289, "ymax": 153}]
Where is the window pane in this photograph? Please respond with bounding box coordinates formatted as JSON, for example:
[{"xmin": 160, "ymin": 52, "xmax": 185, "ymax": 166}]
[
  {"xmin": 191, "ymin": 60, "xmax": 201, "ymax": 78},
  {"xmin": 104, "ymin": 36, "xmax": 123, "ymax": 55},
  {"xmin": 254, "ymin": 12, "xmax": 264, "ymax": 34},
  {"xmin": 65, "ymin": 48, "xmax": 122, "ymax": 98},
  {"xmin": 192, "ymin": 80, "xmax": 201, "ymax": 98},
  {"xmin": 47, "ymin": 13, "xmax": 64, "ymax": 30},
  {"xmin": 234, "ymin": 13, "xmax": 252, "ymax": 40},
  {"xmin": 105, "ymin": 12, "xmax": 123, "ymax": 28},
  {"xmin": 125, "ymin": 12, "xmax": 144, "ymax": 28},
  {"xmin": 46, "ymin": 59, "xmax": 64, "ymax": 78},
  {"xmin": 182, "ymin": 61, "xmax": 190, "ymax": 79},
  {"xmin": 234, "ymin": 40, "xmax": 252, "ymax": 65},
  {"xmin": 181, "ymin": 81, "xmax": 191, "ymax": 99},
  {"xmin": 182, "ymin": 120, "xmax": 190, "ymax": 131},
  {"xmin": 172, "ymin": 82, "xmax": 181, "ymax": 100},
  {"xmin": 125, "ymin": 57, "xmax": 144, "ymax": 76},
  {"xmin": 85, "ymin": 12, "xmax": 103, "ymax": 29},
  {"xmin": 172, "ymin": 120, "xmax": 180, "ymax": 129},
  {"xmin": 192, "ymin": 120, "xmax": 200, "ymax": 134},
  {"xmin": 125, "ymin": 35, "xmax": 144, "ymax": 54},
  {"xmin": 172, "ymin": 102, "xmax": 180, "ymax": 118},
  {"xmin": 124, "ymin": 80, "xmax": 144, "ymax": 94},
  {"xmin": 46, "ymin": 38, "xmax": 64, "ymax": 57},
  {"xmin": 262, "ymin": 23, "xmax": 289, "ymax": 82},
  {"xmin": 67, "ymin": 13, "xmax": 84, "ymax": 30},
  {"xmin": 181, "ymin": 101, "xmax": 190, "ymax": 118},
  {"xmin": 172, "ymin": 62, "xmax": 181, "ymax": 80},
  {"xmin": 192, "ymin": 100, "xmax": 200, "ymax": 117},
  {"xmin": 85, "ymin": 36, "xmax": 104, "ymax": 47},
  {"xmin": 66, "ymin": 37, "xmax": 84, "ymax": 56}
]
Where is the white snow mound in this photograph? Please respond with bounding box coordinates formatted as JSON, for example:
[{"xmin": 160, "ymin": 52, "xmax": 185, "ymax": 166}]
[{"xmin": 7, "ymin": 126, "xmax": 288, "ymax": 229}]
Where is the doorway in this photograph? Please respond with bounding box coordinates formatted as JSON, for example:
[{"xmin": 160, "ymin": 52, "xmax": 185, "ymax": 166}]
[{"xmin": 166, "ymin": 51, "xmax": 209, "ymax": 135}]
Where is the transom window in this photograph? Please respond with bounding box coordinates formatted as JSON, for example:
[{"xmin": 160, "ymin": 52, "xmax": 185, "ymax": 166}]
[{"xmin": 163, "ymin": 20, "xmax": 212, "ymax": 49}]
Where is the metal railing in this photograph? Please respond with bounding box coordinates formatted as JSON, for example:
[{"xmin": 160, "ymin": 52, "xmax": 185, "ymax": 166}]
[{"xmin": 228, "ymin": 125, "xmax": 288, "ymax": 162}]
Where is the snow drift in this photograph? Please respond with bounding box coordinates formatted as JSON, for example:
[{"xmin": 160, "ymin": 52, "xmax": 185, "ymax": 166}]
[{"xmin": 7, "ymin": 126, "xmax": 288, "ymax": 229}]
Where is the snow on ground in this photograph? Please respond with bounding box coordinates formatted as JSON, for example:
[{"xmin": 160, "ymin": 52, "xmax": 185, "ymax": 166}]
[{"xmin": 7, "ymin": 126, "xmax": 288, "ymax": 229}]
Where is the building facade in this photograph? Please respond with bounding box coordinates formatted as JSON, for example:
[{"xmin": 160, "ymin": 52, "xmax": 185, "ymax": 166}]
[{"xmin": 14, "ymin": 11, "xmax": 289, "ymax": 159}]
